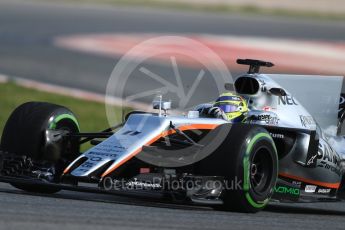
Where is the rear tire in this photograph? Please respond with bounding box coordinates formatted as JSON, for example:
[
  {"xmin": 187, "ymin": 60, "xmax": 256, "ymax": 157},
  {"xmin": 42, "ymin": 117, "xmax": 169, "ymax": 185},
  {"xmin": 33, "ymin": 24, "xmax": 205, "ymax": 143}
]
[{"xmin": 1, "ymin": 102, "xmax": 80, "ymax": 193}]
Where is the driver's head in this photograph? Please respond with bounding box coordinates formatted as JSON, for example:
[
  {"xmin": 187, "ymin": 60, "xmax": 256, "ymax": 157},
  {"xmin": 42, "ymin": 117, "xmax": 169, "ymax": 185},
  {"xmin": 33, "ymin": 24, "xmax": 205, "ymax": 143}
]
[{"xmin": 213, "ymin": 92, "xmax": 248, "ymax": 122}]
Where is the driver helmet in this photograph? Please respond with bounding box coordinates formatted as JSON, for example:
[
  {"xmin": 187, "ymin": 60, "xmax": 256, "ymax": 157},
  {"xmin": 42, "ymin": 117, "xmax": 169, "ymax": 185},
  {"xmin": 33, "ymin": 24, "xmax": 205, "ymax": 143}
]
[{"xmin": 213, "ymin": 92, "xmax": 249, "ymax": 122}]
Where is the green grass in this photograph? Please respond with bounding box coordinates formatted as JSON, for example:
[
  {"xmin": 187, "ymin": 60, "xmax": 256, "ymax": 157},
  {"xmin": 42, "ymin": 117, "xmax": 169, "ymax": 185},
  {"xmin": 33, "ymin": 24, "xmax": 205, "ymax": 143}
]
[
  {"xmin": 0, "ymin": 82, "xmax": 122, "ymax": 151},
  {"xmin": 43, "ymin": 0, "xmax": 345, "ymax": 21}
]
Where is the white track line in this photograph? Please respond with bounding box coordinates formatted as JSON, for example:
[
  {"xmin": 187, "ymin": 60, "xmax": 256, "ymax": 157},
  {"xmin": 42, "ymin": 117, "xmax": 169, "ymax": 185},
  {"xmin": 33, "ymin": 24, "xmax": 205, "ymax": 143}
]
[
  {"xmin": 0, "ymin": 74, "xmax": 151, "ymax": 110},
  {"xmin": 54, "ymin": 33, "xmax": 345, "ymax": 75},
  {"xmin": 0, "ymin": 74, "xmax": 8, "ymax": 83}
]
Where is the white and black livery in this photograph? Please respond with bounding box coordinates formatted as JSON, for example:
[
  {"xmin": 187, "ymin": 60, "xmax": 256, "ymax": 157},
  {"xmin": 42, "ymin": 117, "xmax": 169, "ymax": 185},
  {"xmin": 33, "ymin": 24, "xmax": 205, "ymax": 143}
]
[{"xmin": 1, "ymin": 59, "xmax": 345, "ymax": 213}]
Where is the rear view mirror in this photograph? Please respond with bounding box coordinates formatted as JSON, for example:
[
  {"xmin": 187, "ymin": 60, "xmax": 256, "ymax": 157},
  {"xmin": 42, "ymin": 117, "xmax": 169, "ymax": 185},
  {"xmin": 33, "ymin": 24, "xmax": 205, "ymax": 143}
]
[
  {"xmin": 153, "ymin": 101, "xmax": 171, "ymax": 110},
  {"xmin": 269, "ymin": 87, "xmax": 287, "ymax": 96}
]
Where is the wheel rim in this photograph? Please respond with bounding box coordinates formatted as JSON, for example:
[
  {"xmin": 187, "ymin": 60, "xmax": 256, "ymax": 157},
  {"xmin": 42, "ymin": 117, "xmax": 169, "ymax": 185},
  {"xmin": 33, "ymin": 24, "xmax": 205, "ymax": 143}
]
[
  {"xmin": 250, "ymin": 146, "xmax": 274, "ymax": 195},
  {"xmin": 54, "ymin": 119, "xmax": 80, "ymax": 160},
  {"xmin": 44, "ymin": 118, "xmax": 80, "ymax": 181}
]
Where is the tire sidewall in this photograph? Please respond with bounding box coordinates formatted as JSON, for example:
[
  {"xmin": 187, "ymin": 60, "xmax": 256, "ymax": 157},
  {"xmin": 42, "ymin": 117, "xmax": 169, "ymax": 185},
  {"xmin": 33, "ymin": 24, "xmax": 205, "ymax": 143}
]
[
  {"xmin": 222, "ymin": 125, "xmax": 278, "ymax": 212},
  {"xmin": 238, "ymin": 130, "xmax": 278, "ymax": 209}
]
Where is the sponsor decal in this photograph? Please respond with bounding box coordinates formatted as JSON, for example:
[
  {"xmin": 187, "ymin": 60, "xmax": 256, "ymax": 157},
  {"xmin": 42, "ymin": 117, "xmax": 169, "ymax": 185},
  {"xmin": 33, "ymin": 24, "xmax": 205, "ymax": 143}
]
[
  {"xmin": 80, "ymin": 161, "xmax": 95, "ymax": 169},
  {"xmin": 228, "ymin": 96, "xmax": 241, "ymax": 101},
  {"xmin": 126, "ymin": 178, "xmax": 162, "ymax": 189},
  {"xmin": 270, "ymin": 133, "xmax": 284, "ymax": 139},
  {"xmin": 274, "ymin": 186, "xmax": 300, "ymax": 196},
  {"xmin": 299, "ymin": 115, "xmax": 315, "ymax": 128},
  {"xmin": 306, "ymin": 153, "xmax": 318, "ymax": 166},
  {"xmin": 317, "ymin": 188, "xmax": 331, "ymax": 194},
  {"xmin": 216, "ymin": 95, "xmax": 242, "ymax": 102},
  {"xmin": 305, "ymin": 185, "xmax": 317, "ymax": 193},
  {"xmin": 317, "ymin": 141, "xmax": 342, "ymax": 176},
  {"xmin": 318, "ymin": 141, "xmax": 340, "ymax": 165},
  {"xmin": 255, "ymin": 114, "xmax": 280, "ymax": 125},
  {"xmin": 93, "ymin": 143, "xmax": 127, "ymax": 154},
  {"xmin": 89, "ymin": 156, "xmax": 102, "ymax": 162},
  {"xmin": 317, "ymin": 161, "xmax": 342, "ymax": 176},
  {"xmin": 278, "ymin": 95, "xmax": 298, "ymax": 106},
  {"xmin": 88, "ymin": 151, "xmax": 118, "ymax": 158},
  {"xmin": 257, "ymin": 114, "xmax": 270, "ymax": 121}
]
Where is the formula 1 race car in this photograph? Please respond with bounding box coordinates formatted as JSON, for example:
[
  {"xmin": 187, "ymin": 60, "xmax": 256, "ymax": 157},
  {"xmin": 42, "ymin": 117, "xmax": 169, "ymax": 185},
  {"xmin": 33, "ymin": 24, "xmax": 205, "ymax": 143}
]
[{"xmin": 1, "ymin": 59, "xmax": 345, "ymax": 213}]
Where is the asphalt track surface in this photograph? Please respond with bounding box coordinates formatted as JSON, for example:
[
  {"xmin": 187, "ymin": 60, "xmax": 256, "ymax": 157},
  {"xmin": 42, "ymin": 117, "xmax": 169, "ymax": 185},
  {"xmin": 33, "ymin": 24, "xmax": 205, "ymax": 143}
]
[
  {"xmin": 1, "ymin": 0, "xmax": 345, "ymax": 229},
  {"xmin": 0, "ymin": 182, "xmax": 345, "ymax": 230}
]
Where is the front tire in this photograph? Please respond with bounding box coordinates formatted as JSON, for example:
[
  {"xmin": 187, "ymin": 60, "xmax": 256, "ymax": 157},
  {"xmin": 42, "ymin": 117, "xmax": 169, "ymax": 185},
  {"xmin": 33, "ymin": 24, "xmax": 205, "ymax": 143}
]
[{"xmin": 0, "ymin": 102, "xmax": 80, "ymax": 193}]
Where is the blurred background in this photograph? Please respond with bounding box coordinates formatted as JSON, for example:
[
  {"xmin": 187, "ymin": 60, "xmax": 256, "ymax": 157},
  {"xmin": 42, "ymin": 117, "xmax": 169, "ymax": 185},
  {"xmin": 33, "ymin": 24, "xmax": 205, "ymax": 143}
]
[{"xmin": 1, "ymin": 0, "xmax": 345, "ymax": 132}]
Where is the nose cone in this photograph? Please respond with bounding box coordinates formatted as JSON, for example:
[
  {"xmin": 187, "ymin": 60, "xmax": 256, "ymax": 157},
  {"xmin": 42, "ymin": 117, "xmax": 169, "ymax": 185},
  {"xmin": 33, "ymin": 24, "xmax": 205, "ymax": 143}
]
[{"xmin": 70, "ymin": 158, "xmax": 113, "ymax": 177}]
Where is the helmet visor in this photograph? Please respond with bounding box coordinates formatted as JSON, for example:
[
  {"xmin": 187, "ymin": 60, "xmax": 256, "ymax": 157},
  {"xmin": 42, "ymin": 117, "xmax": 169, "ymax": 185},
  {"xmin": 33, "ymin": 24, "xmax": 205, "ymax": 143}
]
[{"xmin": 218, "ymin": 104, "xmax": 238, "ymax": 113}]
